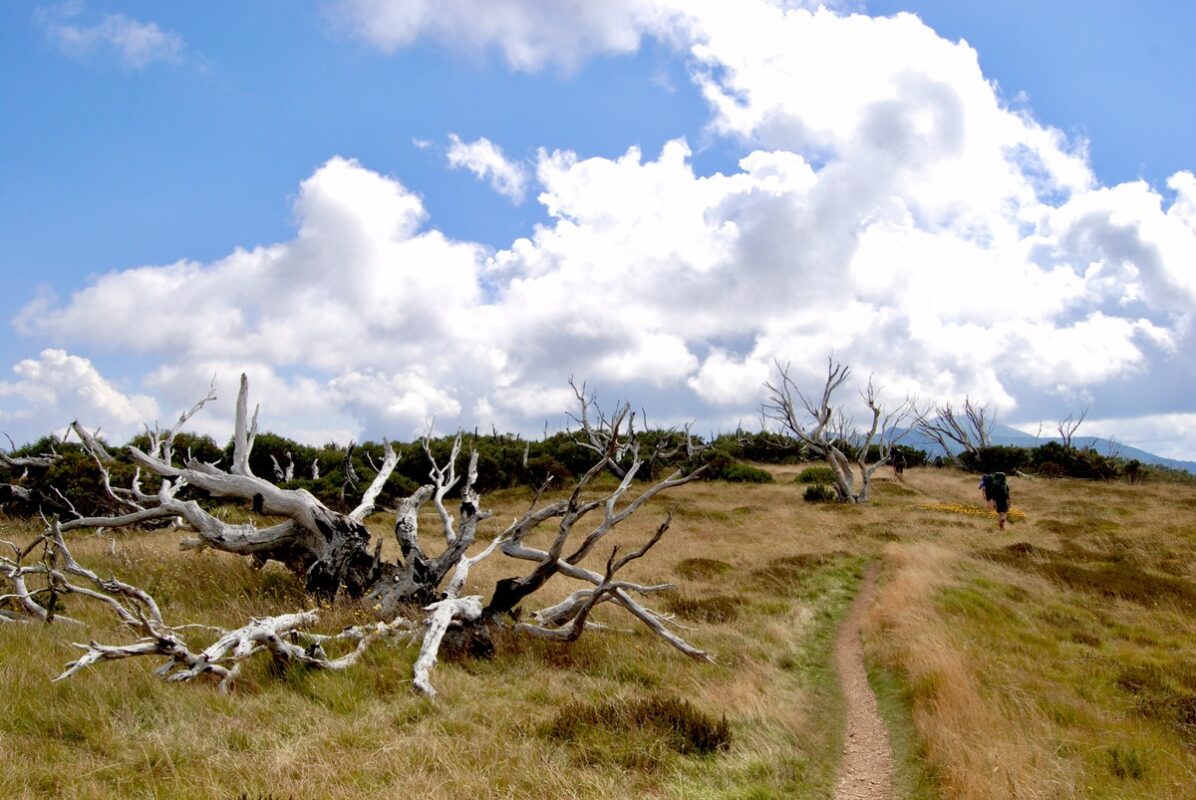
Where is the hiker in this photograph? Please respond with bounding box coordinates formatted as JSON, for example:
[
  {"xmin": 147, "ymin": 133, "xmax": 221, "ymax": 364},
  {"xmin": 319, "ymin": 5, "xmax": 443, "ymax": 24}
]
[
  {"xmin": 893, "ymin": 451, "xmax": 907, "ymax": 478},
  {"xmin": 979, "ymin": 472, "xmax": 1012, "ymax": 530}
]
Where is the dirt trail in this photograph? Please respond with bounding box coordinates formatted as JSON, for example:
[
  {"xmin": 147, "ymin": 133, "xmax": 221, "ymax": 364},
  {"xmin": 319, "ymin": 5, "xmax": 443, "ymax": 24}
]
[{"xmin": 832, "ymin": 562, "xmax": 894, "ymax": 800}]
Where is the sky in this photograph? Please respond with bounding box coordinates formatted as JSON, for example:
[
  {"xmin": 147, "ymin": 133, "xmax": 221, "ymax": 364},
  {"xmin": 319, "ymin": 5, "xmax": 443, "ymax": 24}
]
[{"xmin": 1, "ymin": 0, "xmax": 1194, "ymax": 460}]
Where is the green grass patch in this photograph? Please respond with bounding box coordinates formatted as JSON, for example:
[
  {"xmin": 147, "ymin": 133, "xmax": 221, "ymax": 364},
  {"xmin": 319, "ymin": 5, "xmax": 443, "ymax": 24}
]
[
  {"xmin": 663, "ymin": 592, "xmax": 747, "ymax": 623},
  {"xmin": 546, "ymin": 693, "xmax": 731, "ymax": 766},
  {"xmin": 866, "ymin": 659, "xmax": 942, "ymax": 800},
  {"xmin": 676, "ymin": 557, "xmax": 734, "ymax": 580}
]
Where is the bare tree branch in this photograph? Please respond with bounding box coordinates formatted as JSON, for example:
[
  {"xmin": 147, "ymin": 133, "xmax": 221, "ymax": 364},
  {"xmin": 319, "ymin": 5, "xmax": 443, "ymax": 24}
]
[
  {"xmin": 1058, "ymin": 407, "xmax": 1088, "ymax": 450},
  {"xmin": 914, "ymin": 396, "xmax": 996, "ymax": 462}
]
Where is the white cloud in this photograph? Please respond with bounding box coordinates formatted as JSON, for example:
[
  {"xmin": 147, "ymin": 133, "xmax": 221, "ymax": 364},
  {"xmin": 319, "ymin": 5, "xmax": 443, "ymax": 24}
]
[
  {"xmin": 7, "ymin": 2, "xmax": 1196, "ymax": 460},
  {"xmin": 0, "ymin": 350, "xmax": 158, "ymax": 442},
  {"xmin": 1076, "ymin": 413, "xmax": 1196, "ymax": 463},
  {"xmin": 446, "ymin": 134, "xmax": 529, "ymax": 203},
  {"xmin": 329, "ymin": 368, "xmax": 464, "ymax": 435},
  {"xmin": 331, "ymin": 0, "xmax": 668, "ymax": 71},
  {"xmin": 44, "ymin": 9, "xmax": 184, "ymax": 68},
  {"xmin": 688, "ymin": 351, "xmax": 771, "ymax": 406}
]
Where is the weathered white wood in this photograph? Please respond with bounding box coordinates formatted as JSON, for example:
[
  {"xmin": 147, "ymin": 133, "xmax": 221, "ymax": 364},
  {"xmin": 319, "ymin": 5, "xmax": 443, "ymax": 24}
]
[
  {"xmin": 142, "ymin": 375, "xmax": 217, "ymax": 467},
  {"xmin": 915, "ymin": 396, "xmax": 994, "ymax": 462},
  {"xmin": 0, "ymin": 484, "xmax": 32, "ymax": 502},
  {"xmin": 0, "ymin": 452, "xmax": 56, "ymax": 469},
  {"xmin": 349, "ymin": 440, "xmax": 399, "ymax": 523},
  {"xmin": 14, "ymin": 374, "xmax": 716, "ymax": 698},
  {"xmin": 567, "ymin": 378, "xmax": 633, "ymax": 477},
  {"xmin": 423, "ymin": 434, "xmax": 462, "ymax": 544},
  {"xmin": 612, "ymin": 588, "xmax": 713, "ymax": 661},
  {"xmin": 443, "ymin": 532, "xmax": 503, "ymax": 599},
  {"xmin": 7, "ymin": 528, "xmax": 414, "ymax": 689},
  {"xmin": 232, "ymin": 374, "xmax": 258, "ymax": 477},
  {"xmin": 412, "ymin": 596, "xmax": 483, "ymax": 697}
]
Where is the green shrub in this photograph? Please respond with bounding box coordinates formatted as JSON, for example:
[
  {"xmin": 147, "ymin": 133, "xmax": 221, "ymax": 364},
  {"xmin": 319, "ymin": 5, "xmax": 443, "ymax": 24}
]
[
  {"xmin": 959, "ymin": 445, "xmax": 1031, "ymax": 474},
  {"xmin": 720, "ymin": 463, "xmax": 773, "ymax": 483},
  {"xmin": 803, "ymin": 484, "xmax": 837, "ymax": 503},
  {"xmin": 707, "ymin": 431, "xmax": 805, "ymax": 464},
  {"xmin": 522, "ymin": 454, "xmax": 573, "ymax": 487},
  {"xmin": 686, "ymin": 450, "xmax": 773, "ymax": 483},
  {"xmin": 796, "ymin": 466, "xmax": 836, "ymax": 484}
]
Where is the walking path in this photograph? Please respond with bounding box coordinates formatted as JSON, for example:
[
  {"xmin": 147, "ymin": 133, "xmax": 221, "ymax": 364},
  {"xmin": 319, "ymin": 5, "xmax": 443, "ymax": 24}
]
[{"xmin": 832, "ymin": 562, "xmax": 894, "ymax": 800}]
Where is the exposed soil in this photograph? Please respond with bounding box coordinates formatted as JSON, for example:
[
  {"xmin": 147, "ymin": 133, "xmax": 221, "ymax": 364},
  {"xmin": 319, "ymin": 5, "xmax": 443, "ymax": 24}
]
[{"xmin": 832, "ymin": 561, "xmax": 894, "ymax": 800}]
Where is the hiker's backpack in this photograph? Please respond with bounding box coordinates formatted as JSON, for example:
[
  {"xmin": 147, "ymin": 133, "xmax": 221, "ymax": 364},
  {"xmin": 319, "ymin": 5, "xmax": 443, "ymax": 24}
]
[{"xmin": 990, "ymin": 472, "xmax": 1009, "ymax": 501}]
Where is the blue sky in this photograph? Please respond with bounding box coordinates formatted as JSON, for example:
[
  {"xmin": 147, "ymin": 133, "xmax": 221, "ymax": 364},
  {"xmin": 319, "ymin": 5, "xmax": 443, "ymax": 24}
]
[{"xmin": 1, "ymin": 1, "xmax": 1194, "ymax": 460}]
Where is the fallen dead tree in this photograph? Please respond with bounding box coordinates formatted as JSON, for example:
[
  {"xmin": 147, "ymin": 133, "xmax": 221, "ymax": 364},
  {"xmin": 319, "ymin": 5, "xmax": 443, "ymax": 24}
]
[
  {"xmin": 2, "ymin": 375, "xmax": 711, "ymax": 696},
  {"xmin": 1, "ymin": 524, "xmax": 415, "ymax": 688}
]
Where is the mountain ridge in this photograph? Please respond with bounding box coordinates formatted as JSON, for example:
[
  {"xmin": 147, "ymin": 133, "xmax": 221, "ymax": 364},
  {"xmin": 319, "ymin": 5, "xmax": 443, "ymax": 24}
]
[{"xmin": 897, "ymin": 423, "xmax": 1196, "ymax": 475}]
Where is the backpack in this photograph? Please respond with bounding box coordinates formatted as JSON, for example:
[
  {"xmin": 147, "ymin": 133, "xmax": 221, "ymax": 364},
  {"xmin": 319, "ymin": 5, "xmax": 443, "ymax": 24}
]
[{"xmin": 990, "ymin": 472, "xmax": 1009, "ymax": 501}]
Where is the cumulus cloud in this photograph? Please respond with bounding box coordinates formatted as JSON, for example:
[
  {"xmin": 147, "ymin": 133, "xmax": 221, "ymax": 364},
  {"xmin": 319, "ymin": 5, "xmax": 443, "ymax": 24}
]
[
  {"xmin": 446, "ymin": 134, "xmax": 529, "ymax": 203},
  {"xmin": 0, "ymin": 350, "xmax": 158, "ymax": 442},
  {"xmin": 6, "ymin": 1, "xmax": 1196, "ymax": 458},
  {"xmin": 42, "ymin": 7, "xmax": 184, "ymax": 68}
]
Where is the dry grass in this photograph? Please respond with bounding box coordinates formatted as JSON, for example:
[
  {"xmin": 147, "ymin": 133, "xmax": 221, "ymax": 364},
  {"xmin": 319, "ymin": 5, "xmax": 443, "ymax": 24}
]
[
  {"xmin": 864, "ymin": 468, "xmax": 1196, "ymax": 800},
  {"xmin": 0, "ymin": 473, "xmax": 865, "ymax": 800},
  {"xmin": 2, "ymin": 464, "xmax": 1195, "ymax": 798}
]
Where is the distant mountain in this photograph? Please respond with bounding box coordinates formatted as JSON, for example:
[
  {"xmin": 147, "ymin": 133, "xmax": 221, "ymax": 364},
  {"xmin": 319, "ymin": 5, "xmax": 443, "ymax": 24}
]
[{"xmin": 897, "ymin": 423, "xmax": 1196, "ymax": 475}]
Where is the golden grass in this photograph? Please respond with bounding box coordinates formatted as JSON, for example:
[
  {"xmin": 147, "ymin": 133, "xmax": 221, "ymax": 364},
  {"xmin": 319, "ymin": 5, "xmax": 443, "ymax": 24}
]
[
  {"xmin": 0, "ymin": 474, "xmax": 865, "ymax": 800},
  {"xmin": 2, "ymin": 464, "xmax": 1195, "ymax": 798},
  {"xmin": 865, "ymin": 468, "xmax": 1196, "ymax": 800}
]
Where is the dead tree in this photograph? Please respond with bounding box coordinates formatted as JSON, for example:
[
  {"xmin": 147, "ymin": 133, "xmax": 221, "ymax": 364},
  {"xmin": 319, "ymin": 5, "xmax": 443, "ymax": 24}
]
[
  {"xmin": 567, "ymin": 378, "xmax": 635, "ymax": 478},
  {"xmin": 7, "ymin": 375, "xmax": 711, "ymax": 696},
  {"xmin": 1, "ymin": 524, "xmax": 416, "ymax": 687},
  {"xmin": 764, "ymin": 359, "xmax": 915, "ymax": 503},
  {"xmin": 914, "ymin": 397, "xmax": 995, "ymax": 463},
  {"xmin": 1057, "ymin": 407, "xmax": 1088, "ymax": 450},
  {"xmin": 58, "ymin": 375, "xmax": 398, "ymax": 599},
  {"xmin": 1, "ymin": 433, "xmax": 60, "ymax": 513},
  {"xmin": 1, "ymin": 432, "xmax": 59, "ymax": 470}
]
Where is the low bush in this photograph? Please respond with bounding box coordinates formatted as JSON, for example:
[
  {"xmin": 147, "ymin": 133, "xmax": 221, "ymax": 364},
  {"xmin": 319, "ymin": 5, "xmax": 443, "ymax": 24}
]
[
  {"xmin": 803, "ymin": 484, "xmax": 837, "ymax": 503},
  {"xmin": 959, "ymin": 445, "xmax": 1031, "ymax": 475},
  {"xmin": 796, "ymin": 466, "xmax": 836, "ymax": 484},
  {"xmin": 720, "ymin": 463, "xmax": 773, "ymax": 483}
]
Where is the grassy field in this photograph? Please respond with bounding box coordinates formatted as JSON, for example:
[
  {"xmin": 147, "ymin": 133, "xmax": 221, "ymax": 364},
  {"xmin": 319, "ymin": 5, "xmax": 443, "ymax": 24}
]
[{"xmin": 2, "ymin": 464, "xmax": 1195, "ymax": 799}]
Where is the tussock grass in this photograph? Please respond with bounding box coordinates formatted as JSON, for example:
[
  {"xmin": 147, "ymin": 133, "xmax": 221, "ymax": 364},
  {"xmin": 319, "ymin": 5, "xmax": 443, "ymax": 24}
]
[
  {"xmin": 546, "ymin": 694, "xmax": 731, "ymax": 762},
  {"xmin": 674, "ymin": 557, "xmax": 733, "ymax": 580},
  {"xmin": 865, "ymin": 468, "xmax": 1196, "ymax": 799},
  {"xmin": 0, "ymin": 469, "xmax": 867, "ymax": 799},
  {"xmin": 662, "ymin": 591, "xmax": 746, "ymax": 623},
  {"xmin": 4, "ymin": 464, "xmax": 1195, "ymax": 798}
]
